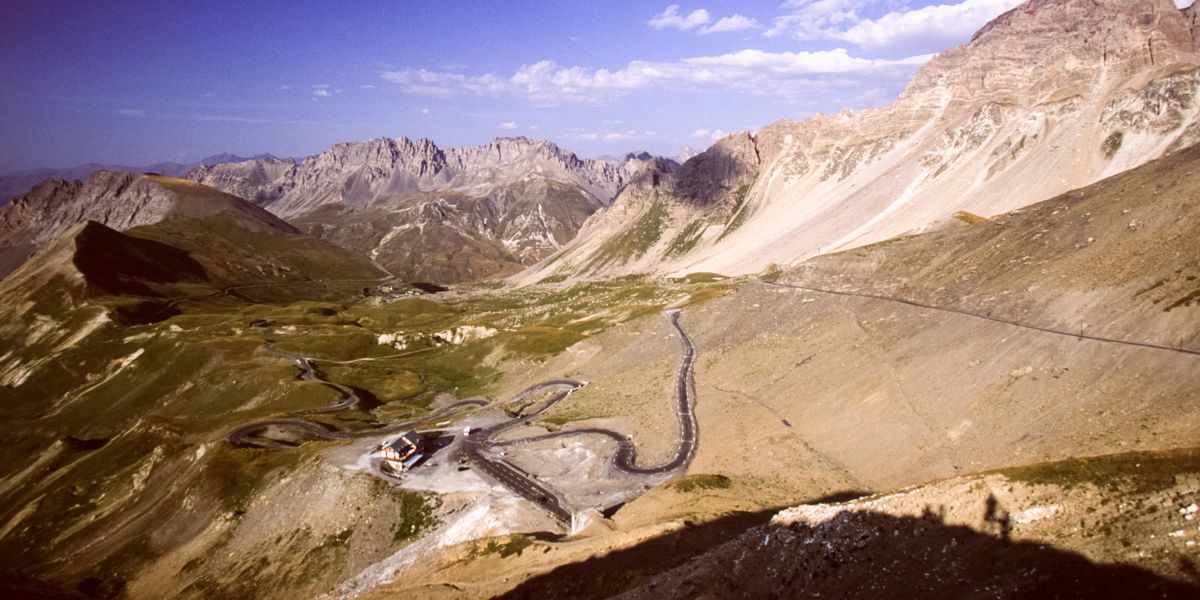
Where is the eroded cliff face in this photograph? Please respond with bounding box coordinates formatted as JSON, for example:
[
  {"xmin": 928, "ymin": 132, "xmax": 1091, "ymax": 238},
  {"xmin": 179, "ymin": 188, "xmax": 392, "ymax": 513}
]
[{"xmin": 519, "ymin": 0, "xmax": 1200, "ymax": 283}]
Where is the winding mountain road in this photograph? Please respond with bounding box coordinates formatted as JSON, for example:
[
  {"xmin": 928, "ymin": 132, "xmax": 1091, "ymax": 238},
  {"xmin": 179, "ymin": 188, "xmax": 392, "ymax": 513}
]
[
  {"xmin": 463, "ymin": 310, "xmax": 699, "ymax": 523},
  {"xmin": 225, "ymin": 340, "xmax": 486, "ymax": 447},
  {"xmin": 225, "ymin": 310, "xmax": 700, "ymax": 526}
]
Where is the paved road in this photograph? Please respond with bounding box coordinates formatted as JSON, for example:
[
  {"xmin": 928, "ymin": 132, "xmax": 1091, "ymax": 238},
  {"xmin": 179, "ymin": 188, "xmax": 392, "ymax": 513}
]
[
  {"xmin": 463, "ymin": 310, "xmax": 699, "ymax": 523},
  {"xmin": 460, "ymin": 380, "xmax": 584, "ymax": 523},
  {"xmin": 227, "ymin": 310, "xmax": 700, "ymax": 527},
  {"xmin": 489, "ymin": 310, "xmax": 698, "ymax": 474},
  {"xmin": 225, "ymin": 341, "xmax": 487, "ymax": 447},
  {"xmin": 260, "ymin": 341, "xmax": 363, "ymax": 414},
  {"xmin": 764, "ymin": 280, "xmax": 1200, "ymax": 357}
]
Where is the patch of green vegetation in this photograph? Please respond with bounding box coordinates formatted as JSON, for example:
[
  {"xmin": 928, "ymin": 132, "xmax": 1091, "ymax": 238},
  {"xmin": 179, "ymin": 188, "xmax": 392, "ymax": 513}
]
[
  {"xmin": 394, "ymin": 495, "xmax": 439, "ymax": 543},
  {"xmin": 953, "ymin": 211, "xmax": 987, "ymax": 225},
  {"xmin": 349, "ymin": 297, "xmax": 461, "ymax": 330},
  {"xmin": 668, "ymin": 474, "xmax": 733, "ymax": 493},
  {"xmin": 322, "ymin": 364, "xmax": 426, "ymax": 402},
  {"xmin": 664, "ymin": 220, "xmax": 707, "ymax": 258},
  {"xmin": 538, "ymin": 273, "xmax": 569, "ymax": 285},
  {"xmin": 999, "ymin": 447, "xmax": 1200, "ymax": 494},
  {"xmin": 363, "ymin": 477, "xmax": 440, "ymax": 543},
  {"xmin": 476, "ymin": 534, "xmax": 536, "ymax": 559},
  {"xmin": 537, "ymin": 407, "xmax": 612, "ymax": 431},
  {"xmin": 717, "ymin": 183, "xmax": 753, "ymax": 242},
  {"xmin": 502, "ymin": 325, "xmax": 586, "ymax": 358},
  {"xmin": 589, "ymin": 196, "xmax": 669, "ymax": 268},
  {"xmin": 680, "ymin": 285, "xmax": 737, "ymax": 307},
  {"xmin": 758, "ymin": 263, "xmax": 783, "ymax": 282},
  {"xmin": 671, "ymin": 272, "xmax": 728, "ymax": 285},
  {"xmin": 1102, "ymin": 131, "xmax": 1124, "ymax": 159}
]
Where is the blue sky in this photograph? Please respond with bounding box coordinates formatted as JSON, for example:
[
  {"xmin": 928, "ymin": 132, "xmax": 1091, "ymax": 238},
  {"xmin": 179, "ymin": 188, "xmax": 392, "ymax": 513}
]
[{"xmin": 0, "ymin": 0, "xmax": 1156, "ymax": 171}]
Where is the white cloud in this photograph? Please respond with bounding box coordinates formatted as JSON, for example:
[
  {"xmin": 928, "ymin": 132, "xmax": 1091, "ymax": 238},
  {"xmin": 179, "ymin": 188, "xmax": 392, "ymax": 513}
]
[
  {"xmin": 498, "ymin": 121, "xmax": 518, "ymax": 130},
  {"xmin": 569, "ymin": 129, "xmax": 658, "ymax": 143},
  {"xmin": 767, "ymin": 0, "xmax": 1022, "ymax": 54},
  {"xmin": 381, "ymin": 48, "xmax": 930, "ymax": 105},
  {"xmin": 767, "ymin": 0, "xmax": 867, "ymax": 39},
  {"xmin": 277, "ymin": 85, "xmax": 291, "ymax": 91},
  {"xmin": 420, "ymin": 108, "xmax": 431, "ymax": 114},
  {"xmin": 691, "ymin": 128, "xmax": 727, "ymax": 141},
  {"xmin": 651, "ymin": 6, "xmax": 759, "ymax": 35},
  {"xmin": 312, "ymin": 89, "xmax": 331, "ymax": 97},
  {"xmin": 648, "ymin": 5, "xmax": 711, "ymax": 30},
  {"xmin": 702, "ymin": 14, "xmax": 760, "ymax": 34},
  {"xmin": 529, "ymin": 124, "xmax": 542, "ymax": 131},
  {"xmin": 361, "ymin": 84, "xmax": 376, "ymax": 89},
  {"xmin": 842, "ymin": 0, "xmax": 1022, "ymax": 52},
  {"xmin": 117, "ymin": 109, "xmax": 145, "ymax": 117}
]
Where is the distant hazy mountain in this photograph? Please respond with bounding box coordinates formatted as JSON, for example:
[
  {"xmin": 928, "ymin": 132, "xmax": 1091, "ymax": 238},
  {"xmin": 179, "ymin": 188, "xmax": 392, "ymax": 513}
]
[
  {"xmin": 188, "ymin": 137, "xmax": 676, "ymax": 282},
  {"xmin": 518, "ymin": 0, "xmax": 1200, "ymax": 283},
  {"xmin": 0, "ymin": 153, "xmax": 279, "ymax": 205}
]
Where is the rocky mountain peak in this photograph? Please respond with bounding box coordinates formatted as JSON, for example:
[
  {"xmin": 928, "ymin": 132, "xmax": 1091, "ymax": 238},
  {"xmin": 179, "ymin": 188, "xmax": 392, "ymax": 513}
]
[
  {"xmin": 668, "ymin": 131, "xmax": 760, "ymax": 205},
  {"xmin": 906, "ymin": 0, "xmax": 1197, "ymax": 110}
]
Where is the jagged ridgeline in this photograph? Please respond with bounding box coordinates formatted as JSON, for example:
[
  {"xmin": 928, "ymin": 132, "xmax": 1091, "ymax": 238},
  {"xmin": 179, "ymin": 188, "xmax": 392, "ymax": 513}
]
[{"xmin": 185, "ymin": 138, "xmax": 677, "ymax": 282}]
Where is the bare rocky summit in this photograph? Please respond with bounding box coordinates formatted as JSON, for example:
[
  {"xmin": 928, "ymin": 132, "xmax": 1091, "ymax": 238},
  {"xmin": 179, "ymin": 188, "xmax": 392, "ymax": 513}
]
[{"xmin": 519, "ymin": 0, "xmax": 1200, "ymax": 283}]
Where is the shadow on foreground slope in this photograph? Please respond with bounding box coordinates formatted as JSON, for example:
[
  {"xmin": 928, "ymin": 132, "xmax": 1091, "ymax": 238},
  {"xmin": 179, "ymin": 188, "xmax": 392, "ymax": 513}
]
[{"xmin": 498, "ymin": 508, "xmax": 1200, "ymax": 600}]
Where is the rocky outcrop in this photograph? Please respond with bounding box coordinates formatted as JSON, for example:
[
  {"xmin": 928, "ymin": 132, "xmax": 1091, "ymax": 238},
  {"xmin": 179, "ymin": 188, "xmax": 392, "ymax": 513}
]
[{"xmin": 518, "ymin": 0, "xmax": 1200, "ymax": 283}]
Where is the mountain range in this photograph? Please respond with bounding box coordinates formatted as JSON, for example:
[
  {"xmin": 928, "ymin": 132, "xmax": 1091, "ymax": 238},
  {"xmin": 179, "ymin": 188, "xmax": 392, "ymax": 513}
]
[
  {"xmin": 0, "ymin": 140, "xmax": 674, "ymax": 283},
  {"xmin": 185, "ymin": 138, "xmax": 675, "ymax": 281},
  {"xmin": 2, "ymin": 1, "xmax": 1200, "ymax": 598}
]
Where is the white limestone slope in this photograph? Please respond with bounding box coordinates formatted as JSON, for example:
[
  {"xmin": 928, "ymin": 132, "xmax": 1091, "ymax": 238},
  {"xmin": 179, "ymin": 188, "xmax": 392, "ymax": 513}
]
[{"xmin": 517, "ymin": 0, "xmax": 1200, "ymax": 283}]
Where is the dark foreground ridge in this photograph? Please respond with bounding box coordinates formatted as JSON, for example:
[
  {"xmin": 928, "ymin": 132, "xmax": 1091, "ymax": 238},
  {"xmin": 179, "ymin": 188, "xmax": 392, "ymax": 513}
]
[{"xmin": 497, "ymin": 507, "xmax": 1200, "ymax": 599}]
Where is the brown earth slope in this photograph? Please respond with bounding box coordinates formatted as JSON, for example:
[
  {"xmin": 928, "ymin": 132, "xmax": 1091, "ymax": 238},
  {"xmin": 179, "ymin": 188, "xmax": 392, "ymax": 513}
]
[{"xmin": 360, "ymin": 141, "xmax": 1200, "ymax": 598}]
